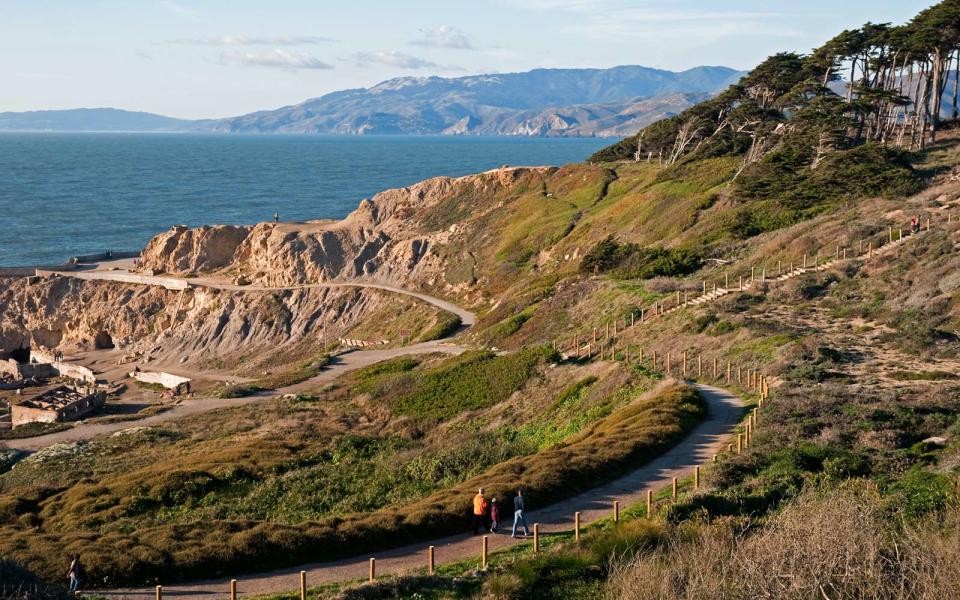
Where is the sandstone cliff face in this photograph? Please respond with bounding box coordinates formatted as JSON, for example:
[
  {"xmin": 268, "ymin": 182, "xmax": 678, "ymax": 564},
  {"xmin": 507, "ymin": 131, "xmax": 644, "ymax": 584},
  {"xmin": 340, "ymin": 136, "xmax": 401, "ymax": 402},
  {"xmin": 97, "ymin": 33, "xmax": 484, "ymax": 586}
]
[
  {"xmin": 0, "ymin": 276, "xmax": 439, "ymax": 371},
  {"xmin": 138, "ymin": 167, "xmax": 556, "ymax": 294},
  {"xmin": 140, "ymin": 224, "xmax": 252, "ymax": 274}
]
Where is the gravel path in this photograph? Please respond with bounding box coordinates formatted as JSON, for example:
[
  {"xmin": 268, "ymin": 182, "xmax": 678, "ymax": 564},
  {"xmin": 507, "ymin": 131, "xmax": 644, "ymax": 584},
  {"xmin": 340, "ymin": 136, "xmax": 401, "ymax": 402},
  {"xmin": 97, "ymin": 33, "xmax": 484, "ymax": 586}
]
[{"xmin": 100, "ymin": 383, "xmax": 743, "ymax": 599}]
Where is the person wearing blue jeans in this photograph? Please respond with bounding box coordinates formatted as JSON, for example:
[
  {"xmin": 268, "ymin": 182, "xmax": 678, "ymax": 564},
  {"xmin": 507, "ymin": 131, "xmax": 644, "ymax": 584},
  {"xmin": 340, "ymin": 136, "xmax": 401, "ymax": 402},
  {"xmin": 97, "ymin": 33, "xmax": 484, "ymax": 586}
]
[
  {"xmin": 512, "ymin": 489, "xmax": 530, "ymax": 538},
  {"xmin": 68, "ymin": 555, "xmax": 82, "ymax": 595}
]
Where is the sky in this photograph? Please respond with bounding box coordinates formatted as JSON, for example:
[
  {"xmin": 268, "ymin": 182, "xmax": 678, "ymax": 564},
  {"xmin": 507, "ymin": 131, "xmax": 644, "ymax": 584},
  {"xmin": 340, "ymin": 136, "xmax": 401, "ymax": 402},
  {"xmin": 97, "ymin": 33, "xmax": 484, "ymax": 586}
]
[{"xmin": 0, "ymin": 0, "xmax": 937, "ymax": 120}]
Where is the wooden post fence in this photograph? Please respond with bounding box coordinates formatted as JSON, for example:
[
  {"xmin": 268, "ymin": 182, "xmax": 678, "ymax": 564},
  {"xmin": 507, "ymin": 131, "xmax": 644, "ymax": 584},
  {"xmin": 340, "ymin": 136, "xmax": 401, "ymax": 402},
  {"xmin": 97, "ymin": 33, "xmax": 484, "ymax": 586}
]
[
  {"xmin": 156, "ymin": 586, "xmax": 162, "ymax": 600},
  {"xmin": 672, "ymin": 477, "xmax": 678, "ymax": 500},
  {"xmin": 428, "ymin": 545, "xmax": 436, "ymax": 575},
  {"xmin": 736, "ymin": 434, "xmax": 742, "ymax": 454},
  {"xmin": 614, "ymin": 500, "xmax": 620, "ymax": 523},
  {"xmin": 534, "ymin": 524, "xmax": 540, "ymax": 552},
  {"xmin": 300, "ymin": 571, "xmax": 307, "ymax": 600},
  {"xmin": 482, "ymin": 536, "xmax": 489, "ymax": 569},
  {"xmin": 697, "ymin": 355, "xmax": 702, "ymax": 377},
  {"xmin": 369, "ymin": 559, "xmax": 376, "ymax": 582},
  {"xmin": 695, "ymin": 466, "xmax": 701, "ymax": 489},
  {"xmin": 575, "ymin": 512, "xmax": 581, "ymax": 542},
  {"xmin": 231, "ymin": 579, "xmax": 237, "ymax": 600},
  {"xmin": 646, "ymin": 490, "xmax": 653, "ymax": 517}
]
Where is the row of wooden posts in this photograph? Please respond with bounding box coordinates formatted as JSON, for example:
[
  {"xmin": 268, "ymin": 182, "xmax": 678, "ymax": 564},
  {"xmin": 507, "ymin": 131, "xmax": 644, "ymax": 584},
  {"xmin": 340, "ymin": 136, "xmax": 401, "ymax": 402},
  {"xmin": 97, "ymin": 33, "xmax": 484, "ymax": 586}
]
[
  {"xmin": 558, "ymin": 216, "xmax": 943, "ymax": 359},
  {"xmin": 150, "ymin": 216, "xmax": 954, "ymax": 598}
]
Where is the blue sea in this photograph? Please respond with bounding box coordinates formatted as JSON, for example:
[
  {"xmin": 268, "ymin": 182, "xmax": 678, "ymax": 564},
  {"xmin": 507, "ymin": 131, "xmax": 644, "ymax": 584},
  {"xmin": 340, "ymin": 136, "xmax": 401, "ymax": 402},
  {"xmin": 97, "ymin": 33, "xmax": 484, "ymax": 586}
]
[{"xmin": 0, "ymin": 133, "xmax": 610, "ymax": 266}]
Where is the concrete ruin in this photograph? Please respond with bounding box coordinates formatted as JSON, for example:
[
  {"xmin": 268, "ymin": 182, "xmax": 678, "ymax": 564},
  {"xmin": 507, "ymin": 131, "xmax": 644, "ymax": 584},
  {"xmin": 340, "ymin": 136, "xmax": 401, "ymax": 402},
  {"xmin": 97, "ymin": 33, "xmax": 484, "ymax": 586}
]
[
  {"xmin": 11, "ymin": 385, "xmax": 106, "ymax": 428},
  {"xmin": 130, "ymin": 370, "xmax": 192, "ymax": 394}
]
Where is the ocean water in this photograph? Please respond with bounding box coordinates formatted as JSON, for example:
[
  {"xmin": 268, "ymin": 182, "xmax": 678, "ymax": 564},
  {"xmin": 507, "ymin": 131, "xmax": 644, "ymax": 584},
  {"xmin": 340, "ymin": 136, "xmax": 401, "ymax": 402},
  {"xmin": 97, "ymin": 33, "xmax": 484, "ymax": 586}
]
[{"xmin": 0, "ymin": 133, "xmax": 610, "ymax": 266}]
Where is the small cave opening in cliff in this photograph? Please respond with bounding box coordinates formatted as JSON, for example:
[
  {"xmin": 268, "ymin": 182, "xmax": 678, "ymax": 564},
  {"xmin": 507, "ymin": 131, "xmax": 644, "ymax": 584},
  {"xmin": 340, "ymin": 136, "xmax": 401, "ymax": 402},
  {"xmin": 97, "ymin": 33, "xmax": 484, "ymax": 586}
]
[
  {"xmin": 94, "ymin": 331, "xmax": 115, "ymax": 350},
  {"xmin": 9, "ymin": 344, "xmax": 30, "ymax": 364}
]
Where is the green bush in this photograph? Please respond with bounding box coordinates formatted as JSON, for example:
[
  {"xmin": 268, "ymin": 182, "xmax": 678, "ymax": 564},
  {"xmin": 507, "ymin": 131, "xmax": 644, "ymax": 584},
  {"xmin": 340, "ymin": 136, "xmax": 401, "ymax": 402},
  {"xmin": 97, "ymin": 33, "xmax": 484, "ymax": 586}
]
[{"xmin": 580, "ymin": 236, "xmax": 701, "ymax": 279}]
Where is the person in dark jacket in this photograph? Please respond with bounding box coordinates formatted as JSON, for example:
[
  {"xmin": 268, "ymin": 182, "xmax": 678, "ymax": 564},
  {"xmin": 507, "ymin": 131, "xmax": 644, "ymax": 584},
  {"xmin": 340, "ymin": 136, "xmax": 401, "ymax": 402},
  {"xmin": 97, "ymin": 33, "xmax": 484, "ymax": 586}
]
[
  {"xmin": 489, "ymin": 497, "xmax": 501, "ymax": 533},
  {"xmin": 512, "ymin": 489, "xmax": 530, "ymax": 538}
]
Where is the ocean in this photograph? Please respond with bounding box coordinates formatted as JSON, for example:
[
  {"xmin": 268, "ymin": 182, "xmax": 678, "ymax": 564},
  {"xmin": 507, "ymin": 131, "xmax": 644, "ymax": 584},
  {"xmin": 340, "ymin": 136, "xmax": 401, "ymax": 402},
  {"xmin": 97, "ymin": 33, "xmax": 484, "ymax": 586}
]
[{"xmin": 0, "ymin": 133, "xmax": 610, "ymax": 266}]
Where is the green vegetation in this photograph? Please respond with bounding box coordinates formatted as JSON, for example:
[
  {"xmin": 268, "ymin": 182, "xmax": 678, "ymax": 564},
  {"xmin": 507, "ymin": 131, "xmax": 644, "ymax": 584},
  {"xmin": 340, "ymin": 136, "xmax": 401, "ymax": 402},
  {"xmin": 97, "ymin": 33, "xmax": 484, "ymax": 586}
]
[
  {"xmin": 0, "ymin": 421, "xmax": 70, "ymax": 440},
  {"xmin": 418, "ymin": 313, "xmax": 462, "ymax": 342},
  {"xmin": 362, "ymin": 347, "xmax": 556, "ymax": 422},
  {"xmin": 580, "ymin": 236, "xmax": 702, "ymax": 279}
]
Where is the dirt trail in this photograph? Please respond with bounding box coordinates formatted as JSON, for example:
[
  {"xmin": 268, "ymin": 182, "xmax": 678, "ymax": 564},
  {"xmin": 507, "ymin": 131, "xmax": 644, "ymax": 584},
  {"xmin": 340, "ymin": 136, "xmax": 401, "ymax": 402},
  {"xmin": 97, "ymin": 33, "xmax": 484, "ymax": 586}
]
[
  {"xmin": 69, "ymin": 260, "xmax": 476, "ymax": 326},
  {"xmin": 4, "ymin": 340, "xmax": 468, "ymax": 452},
  {"xmin": 101, "ymin": 384, "xmax": 743, "ymax": 600}
]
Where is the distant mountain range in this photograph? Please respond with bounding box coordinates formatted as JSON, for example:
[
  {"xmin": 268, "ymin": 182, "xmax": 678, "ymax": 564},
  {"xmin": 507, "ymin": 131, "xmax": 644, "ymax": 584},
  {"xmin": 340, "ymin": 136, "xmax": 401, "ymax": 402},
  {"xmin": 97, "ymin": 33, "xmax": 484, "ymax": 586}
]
[{"xmin": 0, "ymin": 65, "xmax": 745, "ymax": 137}]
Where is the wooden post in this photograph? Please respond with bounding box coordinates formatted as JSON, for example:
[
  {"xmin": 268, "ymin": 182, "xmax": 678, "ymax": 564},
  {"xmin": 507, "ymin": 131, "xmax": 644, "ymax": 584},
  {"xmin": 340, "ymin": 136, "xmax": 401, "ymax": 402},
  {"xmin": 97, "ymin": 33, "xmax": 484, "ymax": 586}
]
[
  {"xmin": 762, "ymin": 268, "xmax": 766, "ymax": 282},
  {"xmin": 613, "ymin": 320, "xmax": 617, "ymax": 336},
  {"xmin": 231, "ymin": 579, "xmax": 237, "ymax": 600},
  {"xmin": 713, "ymin": 357, "xmax": 718, "ymax": 378},
  {"xmin": 666, "ymin": 352, "xmax": 671, "ymax": 374},
  {"xmin": 300, "ymin": 571, "xmax": 307, "ymax": 600},
  {"xmin": 803, "ymin": 254, "xmax": 807, "ymax": 269},
  {"xmin": 652, "ymin": 350, "xmax": 657, "ymax": 368},
  {"xmin": 482, "ymin": 536, "xmax": 489, "ymax": 569},
  {"xmin": 712, "ymin": 454, "xmax": 717, "ymax": 464},
  {"xmin": 843, "ymin": 247, "xmax": 847, "ymax": 260},
  {"xmin": 672, "ymin": 477, "xmax": 678, "ymax": 500},
  {"xmin": 646, "ymin": 490, "xmax": 653, "ymax": 517},
  {"xmin": 859, "ymin": 239, "xmax": 863, "ymax": 254},
  {"xmin": 428, "ymin": 546, "xmax": 435, "ymax": 575},
  {"xmin": 869, "ymin": 242, "xmax": 873, "ymax": 257},
  {"xmin": 750, "ymin": 267, "xmax": 754, "ymax": 283},
  {"xmin": 739, "ymin": 276, "xmax": 743, "ymax": 291},
  {"xmin": 614, "ymin": 500, "xmax": 620, "ymax": 523},
  {"xmin": 593, "ymin": 328, "xmax": 596, "ymax": 344},
  {"xmin": 684, "ymin": 290, "xmax": 688, "ymax": 305},
  {"xmin": 835, "ymin": 244, "xmax": 839, "ymax": 259},
  {"xmin": 575, "ymin": 512, "xmax": 581, "ymax": 542},
  {"xmin": 641, "ymin": 308, "xmax": 645, "ymax": 322},
  {"xmin": 631, "ymin": 312, "xmax": 634, "ymax": 326},
  {"xmin": 156, "ymin": 586, "xmax": 162, "ymax": 600},
  {"xmin": 676, "ymin": 290, "xmax": 681, "ymax": 305},
  {"xmin": 683, "ymin": 350, "xmax": 688, "ymax": 377},
  {"xmin": 736, "ymin": 434, "xmax": 742, "ymax": 454},
  {"xmin": 695, "ymin": 466, "xmax": 700, "ymax": 489},
  {"xmin": 369, "ymin": 559, "xmax": 376, "ymax": 582},
  {"xmin": 575, "ymin": 335, "xmax": 580, "ymax": 358},
  {"xmin": 725, "ymin": 273, "xmax": 729, "ymax": 288},
  {"xmin": 727, "ymin": 443, "xmax": 733, "ymax": 452},
  {"xmin": 899, "ymin": 228, "xmax": 902, "ymax": 240},
  {"xmin": 533, "ymin": 524, "xmax": 540, "ymax": 552},
  {"xmin": 697, "ymin": 355, "xmax": 702, "ymax": 377},
  {"xmin": 639, "ymin": 347, "xmax": 644, "ymax": 363},
  {"xmin": 703, "ymin": 280, "xmax": 707, "ymax": 295},
  {"xmin": 726, "ymin": 362, "xmax": 731, "ymax": 383},
  {"xmin": 889, "ymin": 226, "xmax": 893, "ymax": 242},
  {"xmin": 737, "ymin": 365, "xmax": 742, "ymax": 384},
  {"xmin": 778, "ymin": 260, "xmax": 782, "ymax": 276}
]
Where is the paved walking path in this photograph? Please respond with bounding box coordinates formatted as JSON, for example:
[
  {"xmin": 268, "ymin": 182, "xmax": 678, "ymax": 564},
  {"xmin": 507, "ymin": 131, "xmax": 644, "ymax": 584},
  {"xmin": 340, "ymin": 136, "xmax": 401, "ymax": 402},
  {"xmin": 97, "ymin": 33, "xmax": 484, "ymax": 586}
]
[{"xmin": 101, "ymin": 384, "xmax": 743, "ymax": 599}]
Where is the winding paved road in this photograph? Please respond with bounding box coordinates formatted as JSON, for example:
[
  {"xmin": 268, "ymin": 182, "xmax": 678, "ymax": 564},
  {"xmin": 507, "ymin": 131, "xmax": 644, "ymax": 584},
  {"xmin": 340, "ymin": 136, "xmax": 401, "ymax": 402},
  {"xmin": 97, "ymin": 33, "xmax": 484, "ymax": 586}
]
[{"xmin": 101, "ymin": 384, "xmax": 743, "ymax": 599}]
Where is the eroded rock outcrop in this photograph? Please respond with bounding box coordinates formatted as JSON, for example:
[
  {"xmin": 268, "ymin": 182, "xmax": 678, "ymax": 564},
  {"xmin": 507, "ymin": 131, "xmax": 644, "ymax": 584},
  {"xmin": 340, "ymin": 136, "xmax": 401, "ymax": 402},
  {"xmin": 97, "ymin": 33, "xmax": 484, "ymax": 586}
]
[
  {"xmin": 139, "ymin": 167, "xmax": 556, "ymax": 291},
  {"xmin": 140, "ymin": 224, "xmax": 251, "ymax": 274}
]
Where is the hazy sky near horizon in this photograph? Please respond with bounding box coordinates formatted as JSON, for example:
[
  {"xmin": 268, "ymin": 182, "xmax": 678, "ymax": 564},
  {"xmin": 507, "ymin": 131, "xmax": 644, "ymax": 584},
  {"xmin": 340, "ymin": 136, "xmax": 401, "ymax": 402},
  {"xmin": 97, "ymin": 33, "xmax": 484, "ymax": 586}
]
[{"xmin": 1, "ymin": 0, "xmax": 935, "ymax": 119}]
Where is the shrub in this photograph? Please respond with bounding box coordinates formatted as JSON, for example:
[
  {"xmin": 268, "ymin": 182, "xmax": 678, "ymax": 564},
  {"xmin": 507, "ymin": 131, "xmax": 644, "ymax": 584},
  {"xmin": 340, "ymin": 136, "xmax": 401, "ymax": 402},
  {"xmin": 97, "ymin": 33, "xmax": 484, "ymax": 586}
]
[{"xmin": 580, "ymin": 237, "xmax": 702, "ymax": 279}]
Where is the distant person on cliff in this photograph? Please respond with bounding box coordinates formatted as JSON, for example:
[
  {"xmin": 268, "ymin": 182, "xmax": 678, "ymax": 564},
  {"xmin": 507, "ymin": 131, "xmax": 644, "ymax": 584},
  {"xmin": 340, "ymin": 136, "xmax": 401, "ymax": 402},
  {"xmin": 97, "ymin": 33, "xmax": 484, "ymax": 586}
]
[
  {"xmin": 472, "ymin": 488, "xmax": 489, "ymax": 534},
  {"xmin": 489, "ymin": 497, "xmax": 501, "ymax": 533},
  {"xmin": 67, "ymin": 555, "xmax": 83, "ymax": 594},
  {"xmin": 273, "ymin": 211, "xmax": 279, "ymax": 224},
  {"xmin": 911, "ymin": 215, "xmax": 920, "ymax": 234},
  {"xmin": 512, "ymin": 489, "xmax": 530, "ymax": 538}
]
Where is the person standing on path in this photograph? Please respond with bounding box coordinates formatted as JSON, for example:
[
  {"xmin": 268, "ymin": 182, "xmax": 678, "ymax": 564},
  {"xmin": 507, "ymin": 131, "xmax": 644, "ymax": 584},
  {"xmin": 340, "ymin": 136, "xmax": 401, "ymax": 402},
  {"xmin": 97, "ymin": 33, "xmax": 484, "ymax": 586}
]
[
  {"xmin": 273, "ymin": 211, "xmax": 279, "ymax": 224},
  {"xmin": 489, "ymin": 497, "xmax": 501, "ymax": 534},
  {"xmin": 67, "ymin": 555, "xmax": 83, "ymax": 595},
  {"xmin": 472, "ymin": 488, "xmax": 490, "ymax": 534},
  {"xmin": 512, "ymin": 489, "xmax": 530, "ymax": 538}
]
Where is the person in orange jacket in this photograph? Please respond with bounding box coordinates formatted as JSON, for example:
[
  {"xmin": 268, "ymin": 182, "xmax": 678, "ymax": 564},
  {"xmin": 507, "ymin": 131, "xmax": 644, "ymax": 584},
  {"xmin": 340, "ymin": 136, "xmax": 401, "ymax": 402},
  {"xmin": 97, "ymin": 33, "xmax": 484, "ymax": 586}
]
[{"xmin": 472, "ymin": 487, "xmax": 489, "ymax": 534}]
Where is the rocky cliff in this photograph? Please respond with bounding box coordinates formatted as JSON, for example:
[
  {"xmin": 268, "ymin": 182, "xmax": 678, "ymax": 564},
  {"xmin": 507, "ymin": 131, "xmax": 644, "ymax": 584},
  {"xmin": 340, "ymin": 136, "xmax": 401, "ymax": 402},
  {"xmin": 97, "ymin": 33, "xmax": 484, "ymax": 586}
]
[{"xmin": 138, "ymin": 167, "xmax": 558, "ymax": 299}]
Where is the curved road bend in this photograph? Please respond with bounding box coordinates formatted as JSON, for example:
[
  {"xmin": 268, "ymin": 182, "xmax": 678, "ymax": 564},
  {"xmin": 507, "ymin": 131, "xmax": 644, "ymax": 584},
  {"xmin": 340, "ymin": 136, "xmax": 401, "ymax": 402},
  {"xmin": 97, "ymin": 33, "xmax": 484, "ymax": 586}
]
[{"xmin": 103, "ymin": 384, "xmax": 744, "ymax": 599}]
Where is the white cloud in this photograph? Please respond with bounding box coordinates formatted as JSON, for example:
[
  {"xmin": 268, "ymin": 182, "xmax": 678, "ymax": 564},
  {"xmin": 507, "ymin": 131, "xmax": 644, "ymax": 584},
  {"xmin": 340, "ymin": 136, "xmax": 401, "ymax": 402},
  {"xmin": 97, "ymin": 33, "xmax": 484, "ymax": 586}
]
[
  {"xmin": 351, "ymin": 50, "xmax": 444, "ymax": 70},
  {"xmin": 221, "ymin": 49, "xmax": 334, "ymax": 70},
  {"xmin": 169, "ymin": 35, "xmax": 336, "ymax": 46},
  {"xmin": 411, "ymin": 25, "xmax": 475, "ymax": 50}
]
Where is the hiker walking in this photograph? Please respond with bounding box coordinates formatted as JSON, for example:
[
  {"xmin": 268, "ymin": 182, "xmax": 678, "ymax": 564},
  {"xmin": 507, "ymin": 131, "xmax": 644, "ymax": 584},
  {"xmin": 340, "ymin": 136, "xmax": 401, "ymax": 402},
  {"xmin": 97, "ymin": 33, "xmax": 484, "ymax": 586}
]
[
  {"xmin": 512, "ymin": 489, "xmax": 530, "ymax": 538},
  {"xmin": 911, "ymin": 215, "xmax": 920, "ymax": 234},
  {"xmin": 490, "ymin": 497, "xmax": 501, "ymax": 533},
  {"xmin": 67, "ymin": 555, "xmax": 83, "ymax": 594},
  {"xmin": 473, "ymin": 488, "xmax": 490, "ymax": 534}
]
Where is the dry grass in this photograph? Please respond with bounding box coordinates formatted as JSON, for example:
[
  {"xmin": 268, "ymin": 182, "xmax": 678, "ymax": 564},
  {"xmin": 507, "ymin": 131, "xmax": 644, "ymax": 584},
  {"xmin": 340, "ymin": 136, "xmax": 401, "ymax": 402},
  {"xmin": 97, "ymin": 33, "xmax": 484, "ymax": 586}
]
[{"xmin": 608, "ymin": 485, "xmax": 960, "ymax": 600}]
